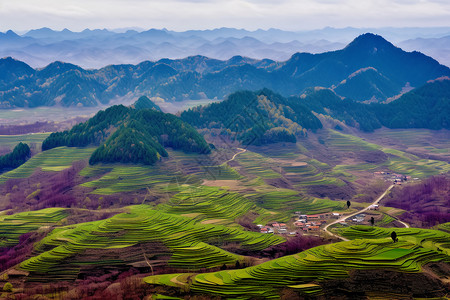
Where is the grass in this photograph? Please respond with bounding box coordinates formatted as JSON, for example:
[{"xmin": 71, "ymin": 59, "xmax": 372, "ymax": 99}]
[
  {"xmin": 80, "ymin": 164, "xmax": 197, "ymax": 195},
  {"xmin": 0, "ymin": 208, "xmax": 68, "ymax": 247},
  {"xmin": 0, "ymin": 147, "xmax": 95, "ymax": 184},
  {"xmin": 145, "ymin": 231, "xmax": 449, "ymax": 299},
  {"xmin": 19, "ymin": 205, "xmax": 284, "ymax": 279}
]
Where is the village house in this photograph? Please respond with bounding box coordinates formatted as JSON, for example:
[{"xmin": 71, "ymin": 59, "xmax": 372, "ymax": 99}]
[{"xmin": 309, "ymin": 226, "xmax": 320, "ymax": 231}]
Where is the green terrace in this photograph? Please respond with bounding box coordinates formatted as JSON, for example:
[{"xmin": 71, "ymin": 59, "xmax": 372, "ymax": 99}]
[
  {"xmin": 79, "ymin": 164, "xmax": 198, "ymax": 195},
  {"xmin": 283, "ymin": 163, "xmax": 346, "ymax": 187},
  {"xmin": 0, "ymin": 146, "xmax": 95, "ymax": 184},
  {"xmin": 0, "ymin": 133, "xmax": 51, "ymax": 151},
  {"xmin": 326, "ymin": 130, "xmax": 450, "ymax": 178},
  {"xmin": 438, "ymin": 222, "xmax": 450, "ymax": 233},
  {"xmin": 0, "ymin": 208, "xmax": 68, "ymax": 247},
  {"xmin": 19, "ymin": 205, "xmax": 284, "ymax": 280},
  {"xmin": 325, "ymin": 130, "xmax": 381, "ymax": 152},
  {"xmin": 244, "ymin": 186, "xmax": 346, "ymax": 215},
  {"xmin": 235, "ymin": 151, "xmax": 281, "ymax": 179},
  {"xmin": 337, "ymin": 225, "xmax": 450, "ymax": 255},
  {"xmin": 145, "ymin": 234, "xmax": 449, "ymax": 299},
  {"xmin": 158, "ymin": 186, "xmax": 277, "ymax": 225}
]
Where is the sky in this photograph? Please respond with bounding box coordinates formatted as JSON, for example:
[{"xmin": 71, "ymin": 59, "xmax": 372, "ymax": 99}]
[{"xmin": 0, "ymin": 0, "xmax": 449, "ymax": 32}]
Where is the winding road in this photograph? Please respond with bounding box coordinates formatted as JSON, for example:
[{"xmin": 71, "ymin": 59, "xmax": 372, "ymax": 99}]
[
  {"xmin": 225, "ymin": 147, "xmax": 246, "ymax": 164},
  {"xmin": 323, "ymin": 184, "xmax": 396, "ymax": 241}
]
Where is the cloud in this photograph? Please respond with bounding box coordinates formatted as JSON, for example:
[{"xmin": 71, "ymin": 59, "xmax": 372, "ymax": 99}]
[{"xmin": 0, "ymin": 0, "xmax": 449, "ymax": 31}]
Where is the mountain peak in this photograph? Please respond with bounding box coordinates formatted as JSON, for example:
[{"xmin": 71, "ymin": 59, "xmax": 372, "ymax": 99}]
[{"xmin": 345, "ymin": 33, "xmax": 396, "ymax": 52}]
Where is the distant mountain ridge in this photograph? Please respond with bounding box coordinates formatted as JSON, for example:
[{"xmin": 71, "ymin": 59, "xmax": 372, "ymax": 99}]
[{"xmin": 0, "ymin": 33, "xmax": 449, "ymax": 108}]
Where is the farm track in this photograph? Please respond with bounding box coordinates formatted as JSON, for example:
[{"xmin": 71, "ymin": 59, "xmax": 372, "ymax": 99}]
[
  {"xmin": 323, "ymin": 184, "xmax": 404, "ymax": 240},
  {"xmin": 226, "ymin": 147, "xmax": 246, "ymax": 164}
]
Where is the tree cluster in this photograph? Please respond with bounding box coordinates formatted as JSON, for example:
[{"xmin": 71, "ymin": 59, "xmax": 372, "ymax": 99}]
[
  {"xmin": 0, "ymin": 142, "xmax": 30, "ymax": 172},
  {"xmin": 42, "ymin": 104, "xmax": 210, "ymax": 165},
  {"xmin": 181, "ymin": 89, "xmax": 322, "ymax": 146}
]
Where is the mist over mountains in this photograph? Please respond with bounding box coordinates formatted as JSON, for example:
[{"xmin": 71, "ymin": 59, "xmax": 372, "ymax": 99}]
[
  {"xmin": 0, "ymin": 33, "xmax": 449, "ymax": 108},
  {"xmin": 1, "ymin": 27, "xmax": 449, "ymax": 69}
]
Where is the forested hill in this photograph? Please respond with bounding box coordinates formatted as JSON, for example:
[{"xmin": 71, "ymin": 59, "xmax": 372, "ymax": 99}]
[
  {"xmin": 373, "ymin": 78, "xmax": 450, "ymax": 129},
  {"xmin": 181, "ymin": 89, "xmax": 322, "ymax": 145},
  {"xmin": 42, "ymin": 105, "xmax": 210, "ymax": 165},
  {"xmin": 297, "ymin": 79, "xmax": 450, "ymax": 131},
  {"xmin": 1, "ymin": 33, "xmax": 449, "ymax": 108},
  {"xmin": 0, "ymin": 142, "xmax": 31, "ymax": 172},
  {"xmin": 182, "ymin": 80, "xmax": 450, "ymax": 140},
  {"xmin": 131, "ymin": 96, "xmax": 161, "ymax": 111}
]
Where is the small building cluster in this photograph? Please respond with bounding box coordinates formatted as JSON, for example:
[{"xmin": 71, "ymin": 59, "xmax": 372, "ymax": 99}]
[
  {"xmin": 373, "ymin": 171, "xmax": 413, "ymax": 185},
  {"xmin": 258, "ymin": 212, "xmax": 342, "ymax": 235}
]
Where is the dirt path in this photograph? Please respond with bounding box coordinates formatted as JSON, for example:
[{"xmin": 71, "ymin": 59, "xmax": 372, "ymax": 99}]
[
  {"xmin": 323, "ymin": 185, "xmax": 395, "ymax": 241},
  {"xmin": 225, "ymin": 147, "xmax": 246, "ymax": 164}
]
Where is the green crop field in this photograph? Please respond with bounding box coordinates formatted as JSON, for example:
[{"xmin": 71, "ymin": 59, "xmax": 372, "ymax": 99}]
[
  {"xmin": 0, "ymin": 133, "xmax": 51, "ymax": 150},
  {"xmin": 324, "ymin": 130, "xmax": 450, "ymax": 178},
  {"xmin": 236, "ymin": 151, "xmax": 281, "ymax": 179},
  {"xmin": 201, "ymin": 163, "xmax": 242, "ymax": 180},
  {"xmin": 158, "ymin": 185, "xmax": 277, "ymax": 225},
  {"xmin": 438, "ymin": 222, "xmax": 450, "ymax": 233},
  {"xmin": 80, "ymin": 164, "xmax": 197, "ymax": 195},
  {"xmin": 283, "ymin": 163, "xmax": 345, "ymax": 187},
  {"xmin": 337, "ymin": 225, "xmax": 450, "ymax": 254},
  {"xmin": 145, "ymin": 232, "xmax": 449, "ymax": 299},
  {"xmin": 0, "ymin": 146, "xmax": 95, "ymax": 184},
  {"xmin": 19, "ymin": 205, "xmax": 284, "ymax": 280},
  {"xmin": 245, "ymin": 187, "xmax": 346, "ymax": 214},
  {"xmin": 326, "ymin": 130, "xmax": 381, "ymax": 152},
  {"xmin": 383, "ymin": 153, "xmax": 450, "ymax": 178},
  {"xmin": 0, "ymin": 208, "xmax": 68, "ymax": 247}
]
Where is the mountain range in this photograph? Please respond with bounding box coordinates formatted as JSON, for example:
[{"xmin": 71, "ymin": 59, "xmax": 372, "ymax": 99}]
[
  {"xmin": 1, "ymin": 27, "xmax": 450, "ymax": 69},
  {"xmin": 0, "ymin": 33, "xmax": 449, "ymax": 108}
]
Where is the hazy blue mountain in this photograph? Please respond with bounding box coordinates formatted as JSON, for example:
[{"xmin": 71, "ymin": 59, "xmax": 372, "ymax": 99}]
[
  {"xmin": 399, "ymin": 36, "xmax": 450, "ymax": 67},
  {"xmin": 0, "ymin": 33, "xmax": 449, "ymax": 108},
  {"xmin": 333, "ymin": 67, "xmax": 399, "ymax": 102}
]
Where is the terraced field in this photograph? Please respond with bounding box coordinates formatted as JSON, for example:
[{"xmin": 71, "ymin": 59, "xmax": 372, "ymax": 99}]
[
  {"xmin": 438, "ymin": 222, "xmax": 450, "ymax": 233},
  {"xmin": 367, "ymin": 129, "xmax": 450, "ymax": 160},
  {"xmin": 80, "ymin": 164, "xmax": 197, "ymax": 195},
  {"xmin": 0, "ymin": 133, "xmax": 51, "ymax": 151},
  {"xmin": 0, "ymin": 208, "xmax": 68, "ymax": 247},
  {"xmin": 326, "ymin": 130, "xmax": 450, "ymax": 178},
  {"xmin": 245, "ymin": 187, "xmax": 346, "ymax": 214},
  {"xmin": 283, "ymin": 163, "xmax": 345, "ymax": 187},
  {"xmin": 19, "ymin": 205, "xmax": 283, "ymax": 279},
  {"xmin": 326, "ymin": 130, "xmax": 381, "ymax": 152},
  {"xmin": 236, "ymin": 152, "xmax": 281, "ymax": 179},
  {"xmin": 201, "ymin": 163, "xmax": 242, "ymax": 180},
  {"xmin": 158, "ymin": 186, "xmax": 277, "ymax": 225},
  {"xmin": 145, "ymin": 235, "xmax": 449, "ymax": 298},
  {"xmin": 383, "ymin": 153, "xmax": 450, "ymax": 178},
  {"xmin": 0, "ymin": 146, "xmax": 95, "ymax": 183},
  {"xmin": 337, "ymin": 225, "xmax": 450, "ymax": 254}
]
